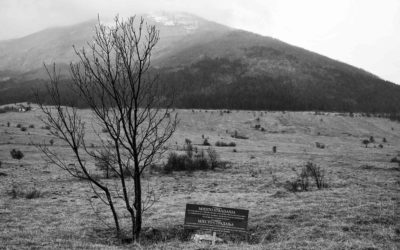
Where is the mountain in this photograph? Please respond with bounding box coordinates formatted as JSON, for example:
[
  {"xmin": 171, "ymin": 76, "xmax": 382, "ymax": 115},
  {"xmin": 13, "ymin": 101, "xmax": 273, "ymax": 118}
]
[
  {"xmin": 0, "ymin": 12, "xmax": 230, "ymax": 77},
  {"xmin": 0, "ymin": 12, "xmax": 399, "ymax": 113}
]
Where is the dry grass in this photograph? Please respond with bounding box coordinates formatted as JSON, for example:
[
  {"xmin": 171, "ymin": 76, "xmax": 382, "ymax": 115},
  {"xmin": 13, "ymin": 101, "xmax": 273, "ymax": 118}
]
[{"xmin": 0, "ymin": 106, "xmax": 399, "ymax": 249}]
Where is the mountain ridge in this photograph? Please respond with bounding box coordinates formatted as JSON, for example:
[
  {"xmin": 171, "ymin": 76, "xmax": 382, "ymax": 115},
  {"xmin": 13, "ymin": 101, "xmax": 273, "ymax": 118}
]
[{"xmin": 0, "ymin": 12, "xmax": 399, "ymax": 113}]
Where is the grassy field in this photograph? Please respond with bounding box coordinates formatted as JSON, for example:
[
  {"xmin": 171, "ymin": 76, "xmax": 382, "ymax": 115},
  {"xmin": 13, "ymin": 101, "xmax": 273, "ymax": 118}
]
[{"xmin": 0, "ymin": 106, "xmax": 399, "ymax": 249}]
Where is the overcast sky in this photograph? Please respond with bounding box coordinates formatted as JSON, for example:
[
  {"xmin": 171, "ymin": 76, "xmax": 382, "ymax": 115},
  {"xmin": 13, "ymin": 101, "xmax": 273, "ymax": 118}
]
[{"xmin": 1, "ymin": 0, "xmax": 399, "ymax": 84}]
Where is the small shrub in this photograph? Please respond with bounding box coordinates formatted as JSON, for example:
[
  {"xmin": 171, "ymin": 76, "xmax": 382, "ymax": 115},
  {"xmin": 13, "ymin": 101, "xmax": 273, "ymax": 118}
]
[
  {"xmin": 298, "ymin": 167, "xmax": 310, "ymax": 191},
  {"xmin": 42, "ymin": 125, "xmax": 51, "ymax": 130},
  {"xmin": 184, "ymin": 140, "xmax": 194, "ymax": 158},
  {"xmin": 369, "ymin": 136, "xmax": 375, "ymax": 143},
  {"xmin": 254, "ymin": 124, "xmax": 261, "ymax": 130},
  {"xmin": 315, "ymin": 142, "xmax": 325, "ymax": 149},
  {"xmin": 192, "ymin": 150, "xmax": 210, "ymax": 170},
  {"xmin": 203, "ymin": 138, "xmax": 210, "ymax": 146},
  {"xmin": 305, "ymin": 162, "xmax": 327, "ymax": 189},
  {"xmin": 215, "ymin": 141, "xmax": 236, "ymax": 147},
  {"xmin": 25, "ymin": 189, "xmax": 42, "ymax": 199},
  {"xmin": 164, "ymin": 153, "xmax": 192, "ymax": 172},
  {"xmin": 286, "ymin": 162, "xmax": 327, "ymax": 192},
  {"xmin": 9, "ymin": 185, "xmax": 42, "ymax": 199},
  {"xmin": 362, "ymin": 139, "xmax": 370, "ymax": 148},
  {"xmin": 9, "ymin": 185, "xmax": 19, "ymax": 199},
  {"xmin": 231, "ymin": 131, "xmax": 248, "ymax": 139},
  {"xmin": 95, "ymin": 151, "xmax": 113, "ymax": 178},
  {"xmin": 29, "ymin": 124, "xmax": 34, "ymax": 128},
  {"xmin": 7, "ymin": 122, "xmax": 10, "ymax": 127},
  {"xmin": 383, "ymin": 137, "xmax": 387, "ymax": 143},
  {"xmin": 49, "ymin": 139, "xmax": 54, "ymax": 146},
  {"xmin": 164, "ymin": 146, "xmax": 222, "ymax": 172},
  {"xmin": 10, "ymin": 149, "xmax": 24, "ymax": 160},
  {"xmin": 272, "ymin": 146, "xmax": 277, "ymax": 153},
  {"xmin": 378, "ymin": 144, "xmax": 383, "ymax": 148},
  {"xmin": 16, "ymin": 124, "xmax": 22, "ymax": 128},
  {"xmin": 390, "ymin": 157, "xmax": 400, "ymax": 163},
  {"xmin": 102, "ymin": 128, "xmax": 108, "ymax": 133},
  {"xmin": 207, "ymin": 147, "xmax": 219, "ymax": 170},
  {"xmin": 233, "ymin": 149, "xmax": 237, "ymax": 152},
  {"xmin": 20, "ymin": 127, "xmax": 27, "ymax": 132}
]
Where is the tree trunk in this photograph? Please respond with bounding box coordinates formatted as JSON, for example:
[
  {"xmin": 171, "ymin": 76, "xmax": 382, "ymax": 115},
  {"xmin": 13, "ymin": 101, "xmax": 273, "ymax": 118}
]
[
  {"xmin": 133, "ymin": 167, "xmax": 142, "ymax": 241},
  {"xmin": 130, "ymin": 210, "xmax": 136, "ymax": 242},
  {"xmin": 105, "ymin": 190, "xmax": 120, "ymax": 237}
]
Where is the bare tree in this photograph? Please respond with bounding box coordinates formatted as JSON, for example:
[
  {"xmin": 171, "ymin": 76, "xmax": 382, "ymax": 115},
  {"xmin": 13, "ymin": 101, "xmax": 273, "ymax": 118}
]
[{"xmin": 36, "ymin": 16, "xmax": 177, "ymax": 242}]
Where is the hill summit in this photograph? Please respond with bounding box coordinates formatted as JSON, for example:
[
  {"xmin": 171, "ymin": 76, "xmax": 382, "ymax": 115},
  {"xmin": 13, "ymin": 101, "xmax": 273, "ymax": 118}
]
[{"xmin": 0, "ymin": 12, "xmax": 399, "ymax": 112}]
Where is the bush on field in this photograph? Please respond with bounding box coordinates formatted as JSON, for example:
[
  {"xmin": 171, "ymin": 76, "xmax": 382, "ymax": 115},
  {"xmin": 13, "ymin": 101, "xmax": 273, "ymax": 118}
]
[
  {"xmin": 8, "ymin": 184, "xmax": 42, "ymax": 199},
  {"xmin": 164, "ymin": 146, "xmax": 222, "ymax": 173},
  {"xmin": 0, "ymin": 106, "xmax": 18, "ymax": 113},
  {"xmin": 95, "ymin": 150, "xmax": 113, "ymax": 178},
  {"xmin": 362, "ymin": 139, "xmax": 370, "ymax": 148},
  {"xmin": 10, "ymin": 149, "xmax": 24, "ymax": 160},
  {"xmin": 207, "ymin": 147, "xmax": 219, "ymax": 169},
  {"xmin": 305, "ymin": 162, "xmax": 327, "ymax": 189},
  {"xmin": 215, "ymin": 141, "xmax": 236, "ymax": 147},
  {"xmin": 184, "ymin": 139, "xmax": 194, "ymax": 158},
  {"xmin": 286, "ymin": 162, "xmax": 327, "ymax": 192},
  {"xmin": 93, "ymin": 150, "xmax": 132, "ymax": 178},
  {"xmin": 202, "ymin": 138, "xmax": 211, "ymax": 146},
  {"xmin": 231, "ymin": 130, "xmax": 248, "ymax": 140},
  {"xmin": 390, "ymin": 157, "xmax": 400, "ymax": 164}
]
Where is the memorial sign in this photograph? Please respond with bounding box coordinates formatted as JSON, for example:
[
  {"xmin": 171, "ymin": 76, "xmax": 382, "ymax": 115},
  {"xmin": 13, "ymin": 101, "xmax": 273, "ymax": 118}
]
[{"xmin": 184, "ymin": 203, "xmax": 249, "ymax": 233}]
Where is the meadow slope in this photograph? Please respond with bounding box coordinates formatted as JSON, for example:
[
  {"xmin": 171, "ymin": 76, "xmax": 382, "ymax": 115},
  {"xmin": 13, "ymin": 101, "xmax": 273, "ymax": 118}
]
[{"xmin": 0, "ymin": 107, "xmax": 399, "ymax": 249}]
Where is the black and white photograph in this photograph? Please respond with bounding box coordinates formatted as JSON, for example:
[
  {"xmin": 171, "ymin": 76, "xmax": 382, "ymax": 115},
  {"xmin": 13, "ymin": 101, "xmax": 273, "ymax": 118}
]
[{"xmin": 0, "ymin": 0, "xmax": 399, "ymax": 249}]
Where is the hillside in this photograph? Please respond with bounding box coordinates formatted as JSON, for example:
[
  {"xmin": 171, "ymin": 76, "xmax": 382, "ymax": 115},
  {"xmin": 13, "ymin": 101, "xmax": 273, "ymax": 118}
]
[
  {"xmin": 0, "ymin": 12, "xmax": 399, "ymax": 112},
  {"xmin": 1, "ymin": 108, "xmax": 399, "ymax": 248}
]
